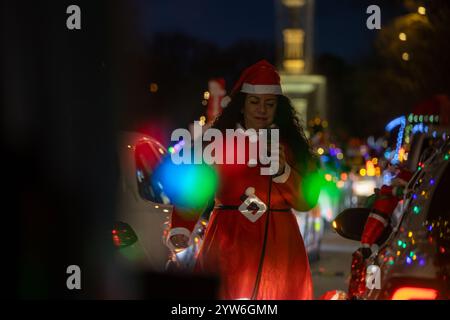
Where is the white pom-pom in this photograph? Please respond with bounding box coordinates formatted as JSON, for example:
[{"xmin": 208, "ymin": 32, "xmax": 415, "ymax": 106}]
[
  {"xmin": 245, "ymin": 187, "xmax": 255, "ymax": 196},
  {"xmin": 221, "ymin": 96, "xmax": 231, "ymax": 108}
]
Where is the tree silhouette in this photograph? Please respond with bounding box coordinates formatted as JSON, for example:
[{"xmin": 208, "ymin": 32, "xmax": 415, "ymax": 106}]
[{"xmin": 358, "ymin": 0, "xmax": 450, "ymax": 134}]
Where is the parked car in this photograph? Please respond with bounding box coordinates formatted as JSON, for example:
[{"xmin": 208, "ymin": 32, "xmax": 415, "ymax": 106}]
[
  {"xmin": 333, "ymin": 138, "xmax": 450, "ymax": 299},
  {"xmin": 113, "ymin": 131, "xmax": 172, "ymax": 271}
]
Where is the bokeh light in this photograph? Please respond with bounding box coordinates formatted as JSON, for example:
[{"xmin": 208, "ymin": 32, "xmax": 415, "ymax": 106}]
[{"xmin": 152, "ymin": 157, "xmax": 218, "ymax": 214}]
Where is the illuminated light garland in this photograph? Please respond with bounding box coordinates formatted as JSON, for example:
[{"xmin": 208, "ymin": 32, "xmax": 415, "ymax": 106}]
[
  {"xmin": 403, "ymin": 145, "xmax": 450, "ymax": 270},
  {"xmin": 388, "ymin": 116, "xmax": 406, "ymax": 164}
]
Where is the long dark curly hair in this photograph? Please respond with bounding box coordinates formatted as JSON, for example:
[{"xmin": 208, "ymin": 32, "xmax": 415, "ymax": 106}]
[{"xmin": 212, "ymin": 92, "xmax": 316, "ymax": 174}]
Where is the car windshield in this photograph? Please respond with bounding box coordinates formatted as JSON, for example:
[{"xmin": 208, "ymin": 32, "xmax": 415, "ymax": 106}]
[{"xmin": 135, "ymin": 140, "xmax": 164, "ymax": 202}]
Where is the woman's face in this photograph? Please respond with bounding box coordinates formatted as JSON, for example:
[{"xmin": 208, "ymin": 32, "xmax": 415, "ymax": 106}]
[{"xmin": 242, "ymin": 94, "xmax": 278, "ymax": 130}]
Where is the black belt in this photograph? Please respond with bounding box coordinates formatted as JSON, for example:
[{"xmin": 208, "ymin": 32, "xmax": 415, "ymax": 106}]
[{"xmin": 215, "ymin": 205, "xmax": 290, "ymax": 212}]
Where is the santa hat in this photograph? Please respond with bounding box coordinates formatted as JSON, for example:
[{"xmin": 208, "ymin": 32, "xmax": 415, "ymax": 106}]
[
  {"xmin": 208, "ymin": 78, "xmax": 226, "ymax": 93},
  {"xmin": 393, "ymin": 168, "xmax": 413, "ymax": 186},
  {"xmin": 221, "ymin": 60, "xmax": 282, "ymax": 108}
]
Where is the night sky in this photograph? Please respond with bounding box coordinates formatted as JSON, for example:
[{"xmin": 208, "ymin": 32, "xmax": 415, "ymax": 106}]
[{"xmin": 136, "ymin": 0, "xmax": 405, "ymax": 62}]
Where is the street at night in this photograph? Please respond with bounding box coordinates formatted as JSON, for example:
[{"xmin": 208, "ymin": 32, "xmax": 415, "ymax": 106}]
[
  {"xmin": 3, "ymin": 0, "xmax": 450, "ymax": 313},
  {"xmin": 311, "ymin": 229, "xmax": 359, "ymax": 297}
]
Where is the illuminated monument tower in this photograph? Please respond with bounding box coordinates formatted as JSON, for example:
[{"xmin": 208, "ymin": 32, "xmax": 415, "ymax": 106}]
[{"xmin": 275, "ymin": 0, "xmax": 326, "ymax": 127}]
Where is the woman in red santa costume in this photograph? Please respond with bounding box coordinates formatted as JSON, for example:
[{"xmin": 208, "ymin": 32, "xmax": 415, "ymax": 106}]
[{"xmin": 166, "ymin": 60, "xmax": 320, "ymax": 300}]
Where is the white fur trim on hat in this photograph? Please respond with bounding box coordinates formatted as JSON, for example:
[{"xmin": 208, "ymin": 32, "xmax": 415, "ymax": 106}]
[
  {"xmin": 368, "ymin": 212, "xmax": 388, "ymax": 227},
  {"xmin": 241, "ymin": 83, "xmax": 282, "ymax": 95}
]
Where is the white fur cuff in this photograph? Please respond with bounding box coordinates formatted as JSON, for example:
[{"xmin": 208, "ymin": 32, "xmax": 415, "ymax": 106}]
[
  {"xmin": 369, "ymin": 212, "xmax": 388, "ymax": 227},
  {"xmin": 166, "ymin": 227, "xmax": 191, "ymax": 251},
  {"xmin": 273, "ymin": 163, "xmax": 291, "ymax": 183}
]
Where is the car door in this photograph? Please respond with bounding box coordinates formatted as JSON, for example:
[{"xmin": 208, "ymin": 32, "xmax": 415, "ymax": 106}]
[
  {"xmin": 116, "ymin": 132, "xmax": 172, "ymax": 271},
  {"xmin": 365, "ymin": 144, "xmax": 450, "ymax": 299}
]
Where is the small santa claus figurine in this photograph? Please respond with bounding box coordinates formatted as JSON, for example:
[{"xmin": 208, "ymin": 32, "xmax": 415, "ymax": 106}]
[
  {"xmin": 206, "ymin": 78, "xmax": 226, "ymax": 125},
  {"xmin": 360, "ymin": 168, "xmax": 413, "ymax": 258},
  {"xmin": 348, "ymin": 167, "xmax": 413, "ymax": 299}
]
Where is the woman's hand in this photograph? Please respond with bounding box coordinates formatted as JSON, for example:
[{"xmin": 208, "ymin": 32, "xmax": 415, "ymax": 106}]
[{"xmin": 273, "ymin": 144, "xmax": 286, "ymax": 176}]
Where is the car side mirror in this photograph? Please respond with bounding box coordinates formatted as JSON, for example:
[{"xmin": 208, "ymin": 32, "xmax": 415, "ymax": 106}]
[
  {"xmin": 332, "ymin": 207, "xmax": 392, "ymax": 245},
  {"xmin": 112, "ymin": 221, "xmax": 138, "ymax": 248}
]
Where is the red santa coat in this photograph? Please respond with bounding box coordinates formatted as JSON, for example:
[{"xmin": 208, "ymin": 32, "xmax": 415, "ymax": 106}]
[{"xmin": 168, "ymin": 130, "xmax": 315, "ymax": 300}]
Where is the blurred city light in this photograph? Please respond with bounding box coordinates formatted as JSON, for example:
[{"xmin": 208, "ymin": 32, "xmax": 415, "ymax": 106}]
[
  {"xmin": 402, "ymin": 52, "xmax": 410, "ymax": 61},
  {"xmin": 152, "ymin": 159, "xmax": 218, "ymax": 213},
  {"xmin": 418, "ymin": 6, "xmax": 426, "ymax": 15},
  {"xmin": 352, "ymin": 179, "xmax": 376, "ymax": 197}
]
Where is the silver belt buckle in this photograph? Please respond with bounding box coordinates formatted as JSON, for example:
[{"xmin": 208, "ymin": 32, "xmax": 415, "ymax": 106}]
[{"xmin": 238, "ymin": 194, "xmax": 267, "ymax": 223}]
